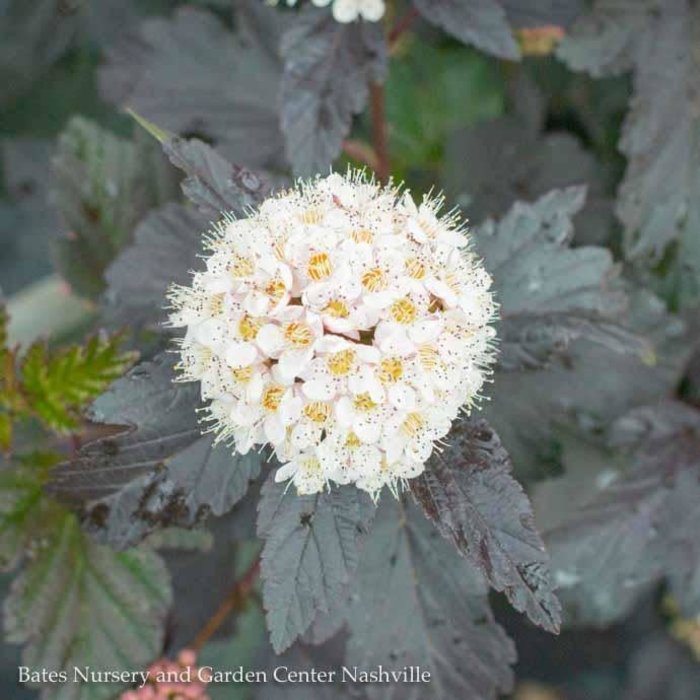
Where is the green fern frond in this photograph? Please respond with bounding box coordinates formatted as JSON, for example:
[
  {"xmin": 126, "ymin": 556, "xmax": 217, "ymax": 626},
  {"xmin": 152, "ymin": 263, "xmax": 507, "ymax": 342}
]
[{"xmin": 20, "ymin": 334, "xmax": 137, "ymax": 433}]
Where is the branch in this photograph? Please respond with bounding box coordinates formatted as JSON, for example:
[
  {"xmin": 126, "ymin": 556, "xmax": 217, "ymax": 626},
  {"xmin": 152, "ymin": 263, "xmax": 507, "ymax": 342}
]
[
  {"xmin": 343, "ymin": 139, "xmax": 379, "ymax": 171},
  {"xmin": 189, "ymin": 555, "xmax": 261, "ymax": 652},
  {"xmin": 388, "ymin": 6, "xmax": 419, "ymax": 49}
]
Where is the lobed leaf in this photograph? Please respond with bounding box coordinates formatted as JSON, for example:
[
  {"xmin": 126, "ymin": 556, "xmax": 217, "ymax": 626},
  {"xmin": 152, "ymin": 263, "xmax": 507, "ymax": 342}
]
[
  {"xmin": 280, "ymin": 6, "xmax": 386, "ymax": 176},
  {"xmin": 103, "ymin": 202, "xmax": 208, "ymax": 328},
  {"xmin": 162, "ymin": 137, "xmax": 271, "ymax": 219},
  {"xmin": 257, "ymin": 473, "xmax": 375, "ymax": 653},
  {"xmin": 473, "ymin": 187, "xmax": 641, "ymax": 371},
  {"xmin": 255, "ymin": 640, "xmax": 352, "ymax": 700},
  {"xmin": 346, "ymin": 497, "xmax": 515, "ymax": 700},
  {"xmin": 559, "ymin": 0, "xmax": 700, "ymax": 307},
  {"xmin": 20, "ymin": 334, "xmax": 137, "ymax": 434},
  {"xmin": 501, "ymin": 0, "xmax": 583, "ymax": 28},
  {"xmin": 99, "ymin": 3, "xmax": 285, "ymax": 170},
  {"xmin": 51, "ymin": 117, "xmax": 179, "ymax": 299},
  {"xmin": 445, "ymin": 116, "xmax": 615, "ymax": 246},
  {"xmin": 49, "ymin": 353, "xmax": 263, "ymax": 548},
  {"xmin": 4, "ymin": 512, "xmax": 172, "ymax": 700},
  {"xmin": 483, "ymin": 286, "xmax": 689, "ymax": 482},
  {"xmin": 546, "ymin": 400, "xmax": 700, "ymax": 624},
  {"xmin": 0, "ymin": 459, "xmax": 53, "ymax": 572},
  {"xmin": 411, "ymin": 417, "xmax": 561, "ymax": 633},
  {"xmin": 414, "ymin": 0, "xmax": 520, "ymax": 60}
]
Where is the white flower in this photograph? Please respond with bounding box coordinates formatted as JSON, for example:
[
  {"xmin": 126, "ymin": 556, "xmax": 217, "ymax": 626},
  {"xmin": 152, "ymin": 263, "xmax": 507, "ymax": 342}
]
[
  {"xmin": 268, "ymin": 0, "xmax": 385, "ymax": 23},
  {"xmin": 168, "ymin": 170, "xmax": 497, "ymax": 499}
]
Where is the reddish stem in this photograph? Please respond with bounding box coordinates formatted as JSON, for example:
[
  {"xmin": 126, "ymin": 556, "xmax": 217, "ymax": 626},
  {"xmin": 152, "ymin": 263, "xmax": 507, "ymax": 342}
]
[
  {"xmin": 388, "ymin": 6, "xmax": 419, "ymax": 48},
  {"xmin": 190, "ymin": 556, "xmax": 261, "ymax": 652},
  {"xmin": 342, "ymin": 139, "xmax": 379, "ymax": 171}
]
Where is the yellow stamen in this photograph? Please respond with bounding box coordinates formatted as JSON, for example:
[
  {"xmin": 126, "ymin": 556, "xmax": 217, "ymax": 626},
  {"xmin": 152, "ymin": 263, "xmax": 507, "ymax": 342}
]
[
  {"xmin": 232, "ymin": 366, "xmax": 253, "ymax": 384},
  {"xmin": 265, "ymin": 278, "xmax": 287, "ymax": 303},
  {"xmin": 345, "ymin": 432, "xmax": 361, "ymax": 449},
  {"xmin": 379, "ymin": 357, "xmax": 403, "ymax": 384},
  {"xmin": 353, "ymin": 393, "xmax": 377, "ymax": 412},
  {"xmin": 261, "ymin": 384, "xmax": 285, "ymax": 412},
  {"xmin": 401, "ymin": 412, "xmax": 425, "ymax": 437},
  {"xmin": 303, "ymin": 401, "xmax": 330, "ymax": 423},
  {"xmin": 272, "ymin": 237, "xmax": 287, "ymax": 261},
  {"xmin": 323, "ymin": 299, "xmax": 350, "ymax": 318},
  {"xmin": 301, "ymin": 208, "xmax": 323, "ymax": 225},
  {"xmin": 405, "ymin": 256, "xmax": 427, "ymax": 279},
  {"xmin": 307, "ymin": 252, "xmax": 333, "ymax": 281},
  {"xmin": 361, "ymin": 267, "xmax": 387, "ymax": 292},
  {"xmin": 239, "ymin": 315, "xmax": 262, "ymax": 341},
  {"xmin": 419, "ymin": 215, "xmax": 441, "ymax": 239},
  {"xmin": 208, "ymin": 293, "xmax": 225, "ymax": 315},
  {"xmin": 418, "ymin": 345, "xmax": 439, "ymax": 370},
  {"xmin": 284, "ymin": 321, "xmax": 314, "ymax": 348},
  {"xmin": 327, "ymin": 349, "xmax": 355, "ymax": 376},
  {"xmin": 231, "ymin": 255, "xmax": 254, "ymax": 278},
  {"xmin": 351, "ymin": 228, "xmax": 374, "ymax": 244},
  {"xmin": 390, "ymin": 297, "xmax": 418, "ymax": 324},
  {"xmin": 301, "ymin": 456, "xmax": 321, "ymax": 473}
]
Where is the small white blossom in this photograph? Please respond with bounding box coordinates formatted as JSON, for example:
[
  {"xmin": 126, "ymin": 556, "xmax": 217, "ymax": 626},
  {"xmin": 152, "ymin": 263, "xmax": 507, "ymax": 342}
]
[
  {"xmin": 266, "ymin": 0, "xmax": 385, "ymax": 23},
  {"xmin": 168, "ymin": 170, "xmax": 497, "ymax": 499}
]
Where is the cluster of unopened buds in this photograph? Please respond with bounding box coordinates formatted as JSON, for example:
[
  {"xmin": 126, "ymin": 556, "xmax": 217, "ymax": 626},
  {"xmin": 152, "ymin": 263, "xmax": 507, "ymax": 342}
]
[
  {"xmin": 120, "ymin": 650, "xmax": 209, "ymax": 700},
  {"xmin": 168, "ymin": 171, "xmax": 497, "ymax": 498},
  {"xmin": 268, "ymin": 0, "xmax": 385, "ymax": 23}
]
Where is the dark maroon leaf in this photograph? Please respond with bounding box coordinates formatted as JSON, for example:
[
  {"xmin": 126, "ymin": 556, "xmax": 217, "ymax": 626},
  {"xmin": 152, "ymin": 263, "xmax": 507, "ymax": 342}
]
[
  {"xmin": 411, "ymin": 417, "xmax": 561, "ymax": 633},
  {"xmin": 547, "ymin": 400, "xmax": 700, "ymax": 624}
]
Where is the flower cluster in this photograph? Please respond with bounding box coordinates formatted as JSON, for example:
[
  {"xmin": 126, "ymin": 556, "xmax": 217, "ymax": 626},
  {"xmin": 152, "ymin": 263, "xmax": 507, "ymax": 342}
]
[
  {"xmin": 120, "ymin": 650, "xmax": 209, "ymax": 700},
  {"xmin": 268, "ymin": 0, "xmax": 385, "ymax": 23},
  {"xmin": 168, "ymin": 171, "xmax": 497, "ymax": 498}
]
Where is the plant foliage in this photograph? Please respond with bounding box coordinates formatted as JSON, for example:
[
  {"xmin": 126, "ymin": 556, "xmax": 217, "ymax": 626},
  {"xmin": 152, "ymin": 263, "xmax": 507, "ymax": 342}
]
[{"xmin": 2, "ymin": 0, "xmax": 700, "ymax": 698}]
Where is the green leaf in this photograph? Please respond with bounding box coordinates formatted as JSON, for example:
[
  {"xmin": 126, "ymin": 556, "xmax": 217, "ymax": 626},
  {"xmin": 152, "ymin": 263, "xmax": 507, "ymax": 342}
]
[
  {"xmin": 279, "ymin": 6, "xmax": 386, "ymax": 175},
  {"xmin": 346, "ymin": 497, "xmax": 515, "ymax": 700},
  {"xmin": 0, "ymin": 303, "xmax": 7, "ymax": 357},
  {"xmin": 257, "ymin": 473, "xmax": 375, "ymax": 653},
  {"xmin": 0, "ymin": 140, "xmax": 57, "ymax": 294},
  {"xmin": 0, "ymin": 458, "xmax": 56, "ymax": 572},
  {"xmin": 51, "ymin": 116, "xmax": 179, "ymax": 299},
  {"xmin": 0, "ymin": 305, "xmax": 11, "ymax": 448},
  {"xmin": 411, "ymin": 417, "xmax": 561, "ymax": 633},
  {"xmin": 386, "ymin": 43, "xmax": 505, "ymax": 179},
  {"xmin": 4, "ymin": 511, "xmax": 172, "ymax": 700},
  {"xmin": 20, "ymin": 334, "xmax": 137, "ymax": 433},
  {"xmin": 558, "ymin": 1, "xmax": 700, "ymax": 308}
]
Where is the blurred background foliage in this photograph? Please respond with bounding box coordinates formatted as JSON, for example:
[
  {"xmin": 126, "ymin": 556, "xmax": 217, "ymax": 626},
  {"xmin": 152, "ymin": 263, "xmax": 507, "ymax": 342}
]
[{"xmin": 1, "ymin": 1, "xmax": 699, "ymax": 699}]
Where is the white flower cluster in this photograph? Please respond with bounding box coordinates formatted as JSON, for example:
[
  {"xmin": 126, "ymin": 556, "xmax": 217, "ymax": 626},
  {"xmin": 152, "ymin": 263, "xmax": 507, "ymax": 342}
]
[
  {"xmin": 168, "ymin": 171, "xmax": 497, "ymax": 498},
  {"xmin": 269, "ymin": 0, "xmax": 385, "ymax": 23}
]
